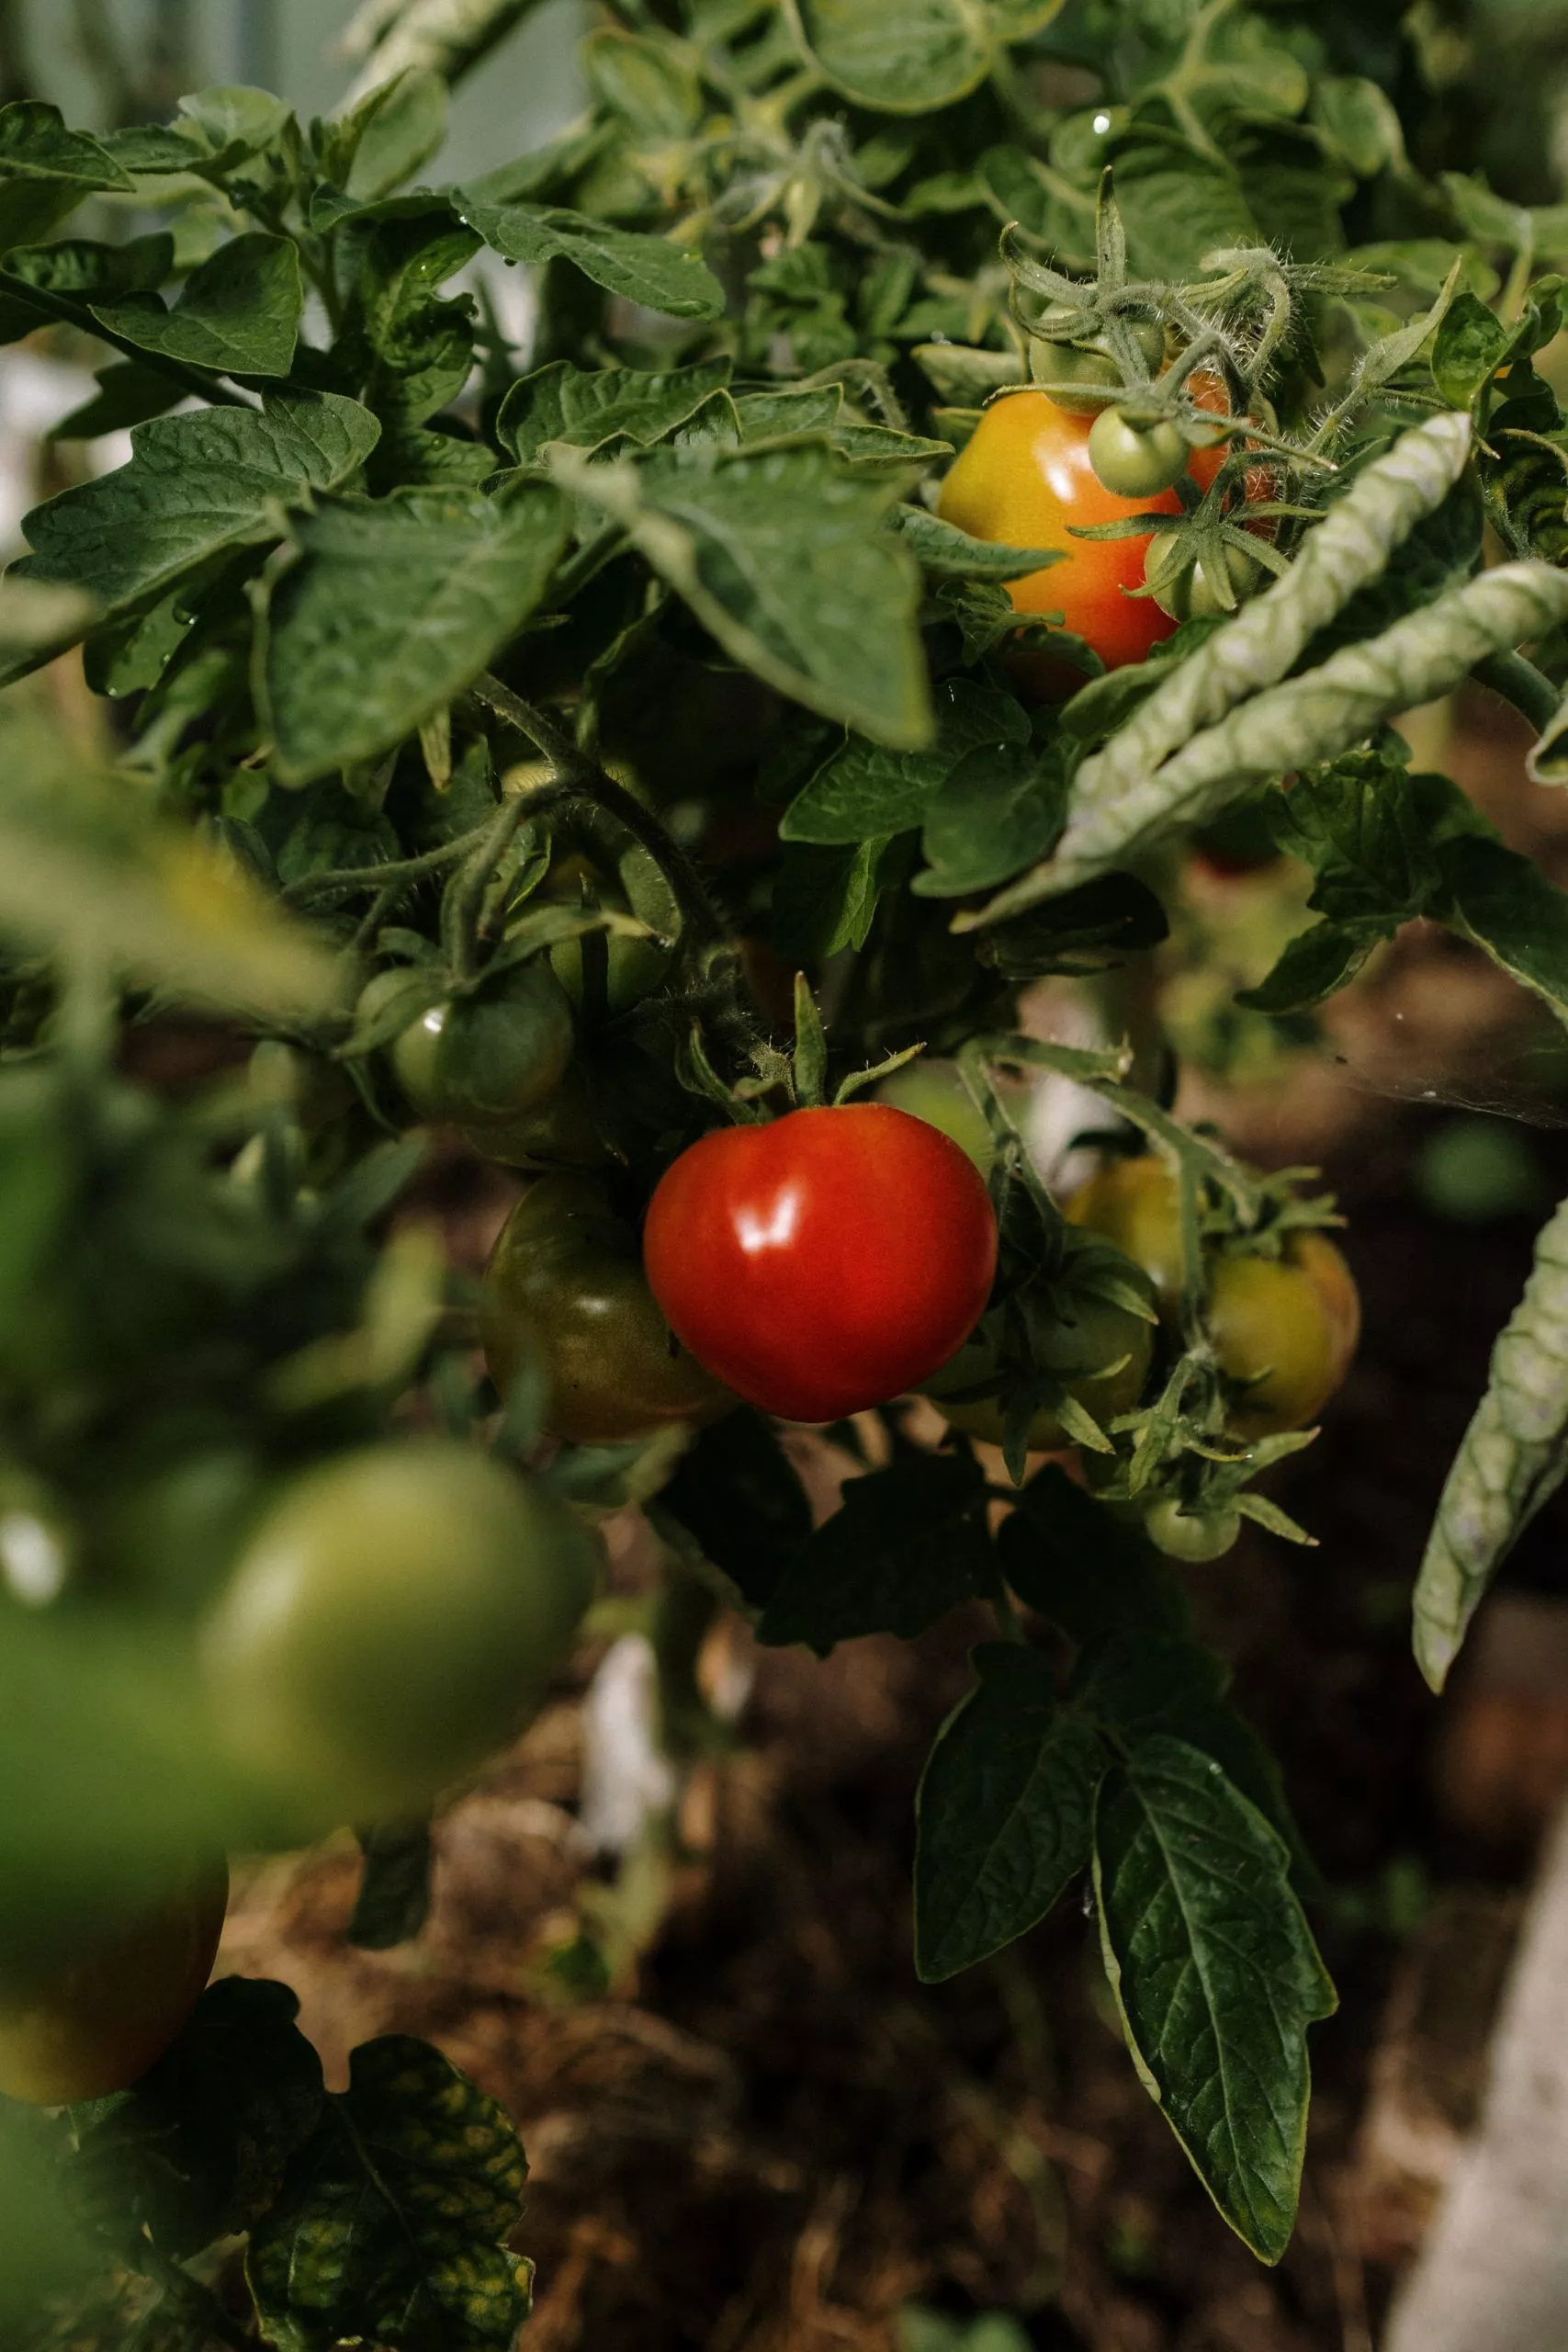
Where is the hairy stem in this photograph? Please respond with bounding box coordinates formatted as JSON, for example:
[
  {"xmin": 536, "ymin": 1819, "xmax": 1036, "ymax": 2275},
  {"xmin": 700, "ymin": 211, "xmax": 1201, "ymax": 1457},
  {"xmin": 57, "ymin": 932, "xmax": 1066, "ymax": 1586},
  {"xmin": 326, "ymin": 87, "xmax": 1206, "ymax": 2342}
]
[{"xmin": 470, "ymin": 671, "xmax": 728, "ymax": 947}]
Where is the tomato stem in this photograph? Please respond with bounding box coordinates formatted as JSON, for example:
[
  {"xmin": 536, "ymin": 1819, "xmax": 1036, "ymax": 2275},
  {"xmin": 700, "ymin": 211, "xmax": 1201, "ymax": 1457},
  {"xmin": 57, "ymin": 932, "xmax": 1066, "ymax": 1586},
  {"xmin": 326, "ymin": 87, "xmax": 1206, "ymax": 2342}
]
[{"xmin": 470, "ymin": 673, "xmax": 728, "ymax": 955}]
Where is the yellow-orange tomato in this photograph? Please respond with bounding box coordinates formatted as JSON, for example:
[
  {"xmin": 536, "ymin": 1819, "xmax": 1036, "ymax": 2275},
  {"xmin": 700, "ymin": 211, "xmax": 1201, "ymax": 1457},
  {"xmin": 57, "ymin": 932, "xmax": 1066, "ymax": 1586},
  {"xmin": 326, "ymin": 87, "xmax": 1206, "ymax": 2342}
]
[
  {"xmin": 0, "ymin": 1853, "xmax": 228, "ymax": 2105},
  {"xmin": 1065, "ymin": 1157, "xmax": 1188, "ymax": 1314},
  {"xmin": 938, "ymin": 392, "xmax": 1182, "ymax": 672},
  {"xmin": 1066, "ymin": 1157, "xmax": 1359, "ymax": 1437}
]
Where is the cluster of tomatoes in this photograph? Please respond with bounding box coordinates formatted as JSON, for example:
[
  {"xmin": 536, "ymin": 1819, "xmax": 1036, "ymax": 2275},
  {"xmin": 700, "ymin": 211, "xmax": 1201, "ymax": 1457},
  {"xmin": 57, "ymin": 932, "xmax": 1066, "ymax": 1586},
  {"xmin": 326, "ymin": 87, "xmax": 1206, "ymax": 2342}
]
[{"xmin": 938, "ymin": 306, "xmax": 1269, "ymax": 671}]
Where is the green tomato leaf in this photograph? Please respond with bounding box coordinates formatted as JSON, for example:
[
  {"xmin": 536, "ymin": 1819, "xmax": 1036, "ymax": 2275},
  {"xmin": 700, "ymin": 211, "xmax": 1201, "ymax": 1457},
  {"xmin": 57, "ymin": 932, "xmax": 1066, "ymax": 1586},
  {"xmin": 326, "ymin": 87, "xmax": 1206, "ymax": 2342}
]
[
  {"xmin": 13, "ymin": 388, "xmax": 380, "ymax": 637},
  {"xmin": 337, "ymin": 69, "xmax": 450, "ymax": 203},
  {"xmin": 1235, "ymin": 917, "xmax": 1380, "ymax": 1012},
  {"xmin": 1070, "ymin": 1631, "xmax": 1314, "ymax": 1888},
  {"xmin": 998, "ymin": 1463, "xmax": 1193, "ymax": 1643},
  {"xmin": 655, "ymin": 1409, "xmax": 812, "ymax": 1612},
  {"xmin": 1093, "ymin": 1737, "xmax": 1337, "ymax": 2264},
  {"xmin": 340, "ymin": 205, "xmax": 482, "ymax": 424},
  {"xmin": 582, "ymin": 27, "xmax": 704, "ymax": 136},
  {"xmin": 0, "ymin": 97, "xmax": 132, "ymax": 189},
  {"xmin": 7, "ymin": 230, "xmax": 173, "ymax": 297},
  {"xmin": 1436, "ymin": 830, "xmax": 1568, "ymax": 1025},
  {"xmin": 498, "ymin": 355, "xmax": 733, "ymax": 466},
  {"xmin": 262, "ymin": 484, "xmax": 570, "ymax": 785},
  {"xmin": 455, "ymin": 191, "xmax": 725, "ymax": 319},
  {"xmin": 1416, "ymin": 1190, "xmax": 1568, "ymax": 1690},
  {"xmin": 890, "ymin": 502, "xmax": 1061, "ymax": 581},
  {"xmin": 760, "ymin": 1450, "xmax": 993, "ymax": 1652},
  {"xmin": 785, "ymin": 0, "xmax": 988, "ymax": 110},
  {"xmin": 0, "ymin": 706, "xmax": 342, "ymax": 1017},
  {"xmin": 987, "ymin": 872, "xmax": 1170, "ymax": 977},
  {"xmin": 0, "ymin": 100, "xmax": 139, "ymax": 252},
  {"xmin": 567, "ymin": 440, "xmax": 931, "ymax": 746},
  {"xmin": 49, "ymin": 358, "xmax": 183, "ymax": 442},
  {"xmin": 93, "ymin": 230, "xmax": 303, "ymax": 380},
  {"xmin": 782, "ymin": 677, "xmax": 1028, "ymax": 844},
  {"xmin": 1310, "ymin": 74, "xmax": 1405, "ymax": 177},
  {"xmin": 247, "ymin": 2036, "xmax": 533, "ymax": 2352},
  {"xmin": 914, "ymin": 1642, "xmax": 1105, "ymax": 1981},
  {"xmin": 350, "ymin": 1820, "xmax": 434, "ymax": 1951},
  {"xmin": 70, "ymin": 1979, "xmax": 324, "ymax": 2259},
  {"xmin": 916, "ymin": 739, "xmax": 1068, "ymax": 896},
  {"xmin": 175, "ymin": 84, "xmax": 292, "ymax": 171},
  {"xmin": 772, "ymin": 836, "xmax": 902, "ymax": 961},
  {"xmin": 784, "ymin": 0, "xmax": 1056, "ymax": 112},
  {"xmin": 1431, "ymin": 288, "xmax": 1513, "ymax": 409}
]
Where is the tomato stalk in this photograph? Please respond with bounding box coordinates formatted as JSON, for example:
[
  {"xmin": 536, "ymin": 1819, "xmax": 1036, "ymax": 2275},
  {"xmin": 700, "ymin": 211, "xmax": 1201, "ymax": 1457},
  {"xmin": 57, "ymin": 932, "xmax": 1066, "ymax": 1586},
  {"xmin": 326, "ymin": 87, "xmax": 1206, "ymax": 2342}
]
[{"xmin": 470, "ymin": 672, "xmax": 728, "ymax": 956}]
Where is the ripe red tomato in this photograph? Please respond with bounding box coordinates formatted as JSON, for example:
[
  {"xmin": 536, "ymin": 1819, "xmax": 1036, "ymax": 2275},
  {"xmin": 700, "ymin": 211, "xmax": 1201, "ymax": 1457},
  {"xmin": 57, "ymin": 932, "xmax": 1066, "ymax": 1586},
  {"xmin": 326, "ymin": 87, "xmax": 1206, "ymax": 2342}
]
[
  {"xmin": 643, "ymin": 1103, "xmax": 998, "ymax": 1422},
  {"xmin": 938, "ymin": 391, "xmax": 1181, "ymax": 672},
  {"xmin": 0, "ymin": 1853, "xmax": 228, "ymax": 2105}
]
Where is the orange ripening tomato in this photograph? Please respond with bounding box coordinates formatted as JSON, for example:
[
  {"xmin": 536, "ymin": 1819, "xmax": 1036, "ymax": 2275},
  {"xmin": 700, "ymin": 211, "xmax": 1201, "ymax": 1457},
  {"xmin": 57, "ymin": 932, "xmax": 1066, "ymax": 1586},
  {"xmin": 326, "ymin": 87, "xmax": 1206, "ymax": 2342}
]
[
  {"xmin": 644, "ymin": 1103, "xmax": 998, "ymax": 1423},
  {"xmin": 938, "ymin": 391, "xmax": 1187, "ymax": 672},
  {"xmin": 0, "ymin": 1853, "xmax": 228, "ymax": 2105}
]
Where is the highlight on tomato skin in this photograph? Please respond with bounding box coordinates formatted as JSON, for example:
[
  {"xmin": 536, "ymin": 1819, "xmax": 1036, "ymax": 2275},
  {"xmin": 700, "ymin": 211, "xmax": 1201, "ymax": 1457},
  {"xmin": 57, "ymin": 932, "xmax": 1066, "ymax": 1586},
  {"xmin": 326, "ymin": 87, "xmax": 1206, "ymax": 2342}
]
[
  {"xmin": 643, "ymin": 1103, "xmax": 999, "ymax": 1425},
  {"xmin": 937, "ymin": 390, "xmax": 1183, "ymax": 673}
]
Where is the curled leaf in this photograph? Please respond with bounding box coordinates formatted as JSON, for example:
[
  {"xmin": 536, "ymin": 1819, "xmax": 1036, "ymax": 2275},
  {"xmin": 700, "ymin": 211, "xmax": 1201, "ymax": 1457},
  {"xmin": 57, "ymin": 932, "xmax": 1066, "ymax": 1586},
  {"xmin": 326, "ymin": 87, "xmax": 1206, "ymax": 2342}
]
[
  {"xmin": 1066, "ymin": 413, "xmax": 1473, "ymax": 820},
  {"xmin": 970, "ymin": 555, "xmax": 1568, "ymax": 913},
  {"xmin": 1416, "ymin": 1192, "xmax": 1568, "ymax": 1690}
]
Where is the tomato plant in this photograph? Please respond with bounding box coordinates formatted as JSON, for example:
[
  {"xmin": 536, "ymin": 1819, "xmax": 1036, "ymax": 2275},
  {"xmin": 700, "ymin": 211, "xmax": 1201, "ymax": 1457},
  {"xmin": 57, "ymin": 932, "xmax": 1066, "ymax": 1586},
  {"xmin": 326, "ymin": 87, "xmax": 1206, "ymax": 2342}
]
[{"xmin": 0, "ymin": 0, "xmax": 1565, "ymax": 2329}]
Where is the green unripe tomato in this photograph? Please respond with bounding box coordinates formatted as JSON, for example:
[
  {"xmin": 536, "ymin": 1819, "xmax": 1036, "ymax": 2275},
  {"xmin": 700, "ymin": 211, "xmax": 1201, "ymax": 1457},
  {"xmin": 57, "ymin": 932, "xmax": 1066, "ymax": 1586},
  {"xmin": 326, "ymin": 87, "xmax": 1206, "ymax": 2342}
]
[
  {"xmin": 548, "ymin": 926, "xmax": 671, "ymax": 1021},
  {"xmin": 1145, "ymin": 531, "xmax": 1261, "ymax": 621},
  {"xmin": 0, "ymin": 1852, "xmax": 228, "ymax": 2106},
  {"xmin": 1030, "ymin": 319, "xmax": 1166, "ymax": 415},
  {"xmin": 391, "ymin": 962, "xmax": 575, "ymax": 1130},
  {"xmin": 466, "ymin": 1062, "xmax": 619, "ymax": 1171},
  {"xmin": 875, "ymin": 1059, "xmax": 994, "ymax": 1174},
  {"xmin": 484, "ymin": 1175, "xmax": 735, "ymax": 1444},
  {"xmin": 1144, "ymin": 1497, "xmax": 1242, "ymax": 1562},
  {"xmin": 198, "ymin": 1442, "xmax": 600, "ymax": 1832},
  {"xmin": 924, "ymin": 1289, "xmax": 1154, "ymax": 1453},
  {"xmin": 1087, "ymin": 408, "xmax": 1189, "ymax": 498}
]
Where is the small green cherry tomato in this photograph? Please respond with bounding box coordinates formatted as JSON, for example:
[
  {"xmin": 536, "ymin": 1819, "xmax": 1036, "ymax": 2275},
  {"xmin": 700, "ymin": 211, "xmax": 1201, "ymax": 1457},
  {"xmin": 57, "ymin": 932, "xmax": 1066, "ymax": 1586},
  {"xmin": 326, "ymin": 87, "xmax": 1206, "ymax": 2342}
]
[
  {"xmin": 875, "ymin": 1059, "xmax": 995, "ymax": 1174},
  {"xmin": 1144, "ymin": 1497, "xmax": 1242, "ymax": 1562},
  {"xmin": 0, "ymin": 1852, "xmax": 228, "ymax": 2105},
  {"xmin": 390, "ymin": 962, "xmax": 575, "ymax": 1131},
  {"xmin": 1145, "ymin": 530, "xmax": 1261, "ymax": 621},
  {"xmin": 548, "ymin": 926, "xmax": 671, "ymax": 1021},
  {"xmin": 924, "ymin": 1291, "xmax": 1154, "ymax": 1452},
  {"xmin": 1030, "ymin": 320, "xmax": 1168, "ymax": 414},
  {"xmin": 465, "ymin": 1062, "xmax": 619, "ymax": 1171},
  {"xmin": 484, "ymin": 1175, "xmax": 735, "ymax": 1444},
  {"xmin": 1088, "ymin": 408, "xmax": 1190, "ymax": 498},
  {"xmin": 198, "ymin": 1442, "xmax": 600, "ymax": 1832}
]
